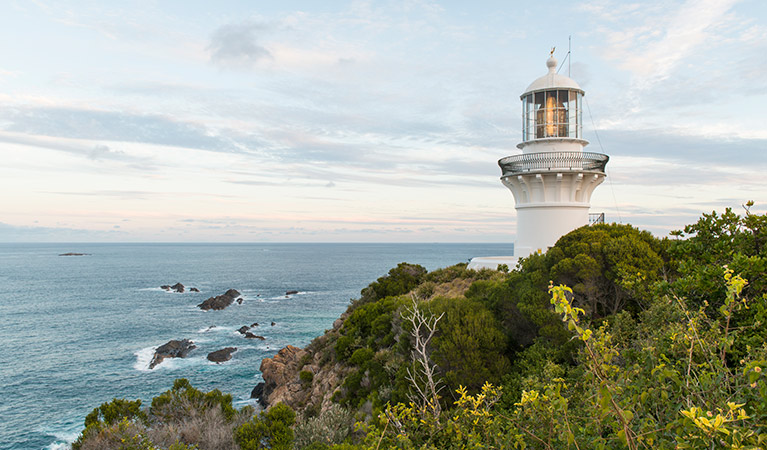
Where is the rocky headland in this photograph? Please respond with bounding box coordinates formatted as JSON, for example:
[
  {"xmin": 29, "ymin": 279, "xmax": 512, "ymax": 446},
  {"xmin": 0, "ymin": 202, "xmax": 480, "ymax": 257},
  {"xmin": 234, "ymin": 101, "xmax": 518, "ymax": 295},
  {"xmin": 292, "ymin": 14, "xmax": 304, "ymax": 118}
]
[{"xmin": 251, "ymin": 263, "xmax": 478, "ymax": 415}]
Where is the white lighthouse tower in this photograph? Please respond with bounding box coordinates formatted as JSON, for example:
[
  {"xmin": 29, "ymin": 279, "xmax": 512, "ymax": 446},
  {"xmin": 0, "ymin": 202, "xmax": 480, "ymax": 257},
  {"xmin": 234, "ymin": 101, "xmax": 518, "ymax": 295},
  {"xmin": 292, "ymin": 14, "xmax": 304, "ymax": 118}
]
[{"xmin": 468, "ymin": 54, "xmax": 608, "ymax": 270}]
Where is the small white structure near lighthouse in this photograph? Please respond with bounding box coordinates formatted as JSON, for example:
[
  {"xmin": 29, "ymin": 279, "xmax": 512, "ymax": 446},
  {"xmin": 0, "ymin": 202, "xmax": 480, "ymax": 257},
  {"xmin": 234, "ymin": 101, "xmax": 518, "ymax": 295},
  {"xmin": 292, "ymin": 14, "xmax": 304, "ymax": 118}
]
[{"xmin": 468, "ymin": 55, "xmax": 609, "ymax": 270}]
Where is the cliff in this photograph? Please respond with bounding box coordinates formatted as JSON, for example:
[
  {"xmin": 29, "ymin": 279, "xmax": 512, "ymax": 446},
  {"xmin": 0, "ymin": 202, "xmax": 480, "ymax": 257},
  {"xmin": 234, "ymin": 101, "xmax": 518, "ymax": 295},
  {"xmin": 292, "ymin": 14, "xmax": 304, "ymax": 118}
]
[
  {"xmin": 254, "ymin": 262, "xmax": 500, "ymax": 416},
  {"xmin": 258, "ymin": 320, "xmax": 353, "ymax": 415}
]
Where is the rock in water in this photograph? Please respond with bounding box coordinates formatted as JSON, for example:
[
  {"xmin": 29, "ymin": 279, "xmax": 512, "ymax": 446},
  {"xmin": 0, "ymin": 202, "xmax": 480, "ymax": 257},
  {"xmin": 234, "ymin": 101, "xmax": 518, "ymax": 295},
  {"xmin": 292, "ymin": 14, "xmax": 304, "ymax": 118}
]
[
  {"xmin": 197, "ymin": 289, "xmax": 241, "ymax": 311},
  {"xmin": 171, "ymin": 282, "xmax": 185, "ymax": 293},
  {"xmin": 251, "ymin": 382, "xmax": 266, "ymax": 405},
  {"xmin": 149, "ymin": 339, "xmax": 196, "ymax": 369},
  {"xmin": 237, "ymin": 325, "xmax": 250, "ymax": 334},
  {"xmin": 245, "ymin": 332, "xmax": 266, "ymax": 340},
  {"xmin": 190, "ymin": 287, "xmax": 200, "ymax": 292},
  {"xmin": 285, "ymin": 290, "xmax": 299, "ymax": 295},
  {"xmin": 207, "ymin": 347, "xmax": 237, "ymax": 363}
]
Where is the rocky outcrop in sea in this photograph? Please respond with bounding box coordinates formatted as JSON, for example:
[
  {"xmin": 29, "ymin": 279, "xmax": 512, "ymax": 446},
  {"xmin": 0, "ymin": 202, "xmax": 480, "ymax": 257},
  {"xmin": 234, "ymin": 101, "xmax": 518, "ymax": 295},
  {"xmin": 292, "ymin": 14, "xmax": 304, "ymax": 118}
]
[
  {"xmin": 149, "ymin": 339, "xmax": 196, "ymax": 369},
  {"xmin": 160, "ymin": 282, "xmax": 188, "ymax": 293},
  {"xmin": 207, "ymin": 347, "xmax": 237, "ymax": 363},
  {"xmin": 197, "ymin": 289, "xmax": 241, "ymax": 310}
]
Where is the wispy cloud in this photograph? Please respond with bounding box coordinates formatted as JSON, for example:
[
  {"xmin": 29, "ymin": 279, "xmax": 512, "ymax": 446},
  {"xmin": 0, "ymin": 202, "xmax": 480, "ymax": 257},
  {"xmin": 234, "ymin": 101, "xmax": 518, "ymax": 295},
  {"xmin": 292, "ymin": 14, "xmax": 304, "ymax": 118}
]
[
  {"xmin": 585, "ymin": 0, "xmax": 740, "ymax": 88},
  {"xmin": 0, "ymin": 131, "xmax": 146, "ymax": 163},
  {"xmin": 0, "ymin": 221, "xmax": 125, "ymax": 242},
  {"xmin": 0, "ymin": 107, "xmax": 237, "ymax": 152}
]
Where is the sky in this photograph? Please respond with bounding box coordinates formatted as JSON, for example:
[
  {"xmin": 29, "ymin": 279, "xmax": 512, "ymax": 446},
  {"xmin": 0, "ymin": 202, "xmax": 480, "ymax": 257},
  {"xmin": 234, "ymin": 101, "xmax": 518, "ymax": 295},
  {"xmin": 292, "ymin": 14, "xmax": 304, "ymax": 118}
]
[{"xmin": 0, "ymin": 0, "xmax": 765, "ymax": 242}]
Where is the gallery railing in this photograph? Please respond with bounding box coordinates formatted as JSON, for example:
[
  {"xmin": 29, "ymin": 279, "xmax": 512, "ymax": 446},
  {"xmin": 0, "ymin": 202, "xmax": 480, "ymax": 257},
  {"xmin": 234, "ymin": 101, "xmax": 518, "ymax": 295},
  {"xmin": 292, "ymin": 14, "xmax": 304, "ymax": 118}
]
[{"xmin": 499, "ymin": 151, "xmax": 609, "ymax": 176}]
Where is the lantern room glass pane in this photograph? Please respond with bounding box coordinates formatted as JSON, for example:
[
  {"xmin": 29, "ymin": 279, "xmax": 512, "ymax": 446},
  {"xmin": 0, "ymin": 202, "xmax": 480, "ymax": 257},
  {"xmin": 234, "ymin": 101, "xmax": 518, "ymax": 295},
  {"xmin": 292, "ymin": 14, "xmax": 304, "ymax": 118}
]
[
  {"xmin": 522, "ymin": 95, "xmax": 527, "ymax": 141},
  {"xmin": 526, "ymin": 90, "xmax": 583, "ymax": 140},
  {"xmin": 526, "ymin": 94, "xmax": 533, "ymax": 140},
  {"xmin": 557, "ymin": 90, "xmax": 568, "ymax": 137},
  {"xmin": 534, "ymin": 92, "xmax": 545, "ymax": 138},
  {"xmin": 577, "ymin": 93, "xmax": 582, "ymax": 138},
  {"xmin": 568, "ymin": 91, "xmax": 578, "ymax": 138}
]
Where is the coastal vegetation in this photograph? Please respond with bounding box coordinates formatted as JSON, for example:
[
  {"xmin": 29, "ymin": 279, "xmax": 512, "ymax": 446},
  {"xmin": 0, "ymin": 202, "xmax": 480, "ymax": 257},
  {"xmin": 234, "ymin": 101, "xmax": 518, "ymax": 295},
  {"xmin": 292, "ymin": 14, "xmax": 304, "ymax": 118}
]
[{"xmin": 73, "ymin": 205, "xmax": 766, "ymax": 449}]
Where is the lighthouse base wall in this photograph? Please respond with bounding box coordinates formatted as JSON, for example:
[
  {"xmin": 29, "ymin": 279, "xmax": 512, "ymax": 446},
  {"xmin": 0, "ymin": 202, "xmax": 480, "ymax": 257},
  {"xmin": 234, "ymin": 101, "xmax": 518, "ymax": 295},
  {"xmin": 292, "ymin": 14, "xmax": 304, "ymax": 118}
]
[{"xmin": 514, "ymin": 204, "xmax": 589, "ymax": 257}]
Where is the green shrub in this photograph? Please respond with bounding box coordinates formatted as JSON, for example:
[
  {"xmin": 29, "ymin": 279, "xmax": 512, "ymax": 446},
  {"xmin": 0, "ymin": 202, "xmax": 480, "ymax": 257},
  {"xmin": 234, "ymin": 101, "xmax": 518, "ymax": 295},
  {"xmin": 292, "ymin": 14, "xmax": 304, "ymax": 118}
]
[
  {"xmin": 300, "ymin": 370, "xmax": 314, "ymax": 385},
  {"xmin": 235, "ymin": 402, "xmax": 296, "ymax": 450},
  {"xmin": 414, "ymin": 281, "xmax": 436, "ymax": 300},
  {"xmin": 83, "ymin": 398, "xmax": 147, "ymax": 428},
  {"xmin": 150, "ymin": 378, "xmax": 236, "ymax": 423},
  {"xmin": 429, "ymin": 296, "xmax": 511, "ymax": 394},
  {"xmin": 357, "ymin": 263, "xmax": 426, "ymax": 305},
  {"xmin": 348, "ymin": 348, "xmax": 374, "ymax": 367},
  {"xmin": 547, "ymin": 223, "xmax": 667, "ymax": 317},
  {"xmin": 73, "ymin": 399, "xmax": 148, "ymax": 450}
]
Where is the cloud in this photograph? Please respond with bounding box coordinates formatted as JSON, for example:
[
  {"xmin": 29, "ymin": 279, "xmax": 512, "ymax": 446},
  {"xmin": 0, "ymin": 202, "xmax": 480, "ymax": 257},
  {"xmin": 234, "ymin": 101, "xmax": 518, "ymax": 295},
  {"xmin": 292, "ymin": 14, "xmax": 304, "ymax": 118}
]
[
  {"xmin": 584, "ymin": 0, "xmax": 739, "ymax": 87},
  {"xmin": 0, "ymin": 222, "xmax": 124, "ymax": 242},
  {"xmin": 591, "ymin": 129, "xmax": 767, "ymax": 167},
  {"xmin": 0, "ymin": 131, "xmax": 145, "ymax": 163},
  {"xmin": 208, "ymin": 21, "xmax": 273, "ymax": 67},
  {"xmin": 0, "ymin": 107, "xmax": 238, "ymax": 153}
]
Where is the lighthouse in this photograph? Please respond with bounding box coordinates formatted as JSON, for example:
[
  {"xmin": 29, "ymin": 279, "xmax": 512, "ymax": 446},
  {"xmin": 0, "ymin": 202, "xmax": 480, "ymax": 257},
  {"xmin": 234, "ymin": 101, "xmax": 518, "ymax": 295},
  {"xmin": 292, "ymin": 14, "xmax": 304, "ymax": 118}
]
[{"xmin": 468, "ymin": 54, "xmax": 609, "ymax": 270}]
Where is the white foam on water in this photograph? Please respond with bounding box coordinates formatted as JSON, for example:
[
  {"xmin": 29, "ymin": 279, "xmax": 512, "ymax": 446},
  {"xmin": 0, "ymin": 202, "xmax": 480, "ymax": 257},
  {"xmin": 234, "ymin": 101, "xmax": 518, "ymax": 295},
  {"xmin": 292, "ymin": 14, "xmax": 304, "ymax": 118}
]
[
  {"xmin": 234, "ymin": 398, "xmax": 258, "ymax": 409},
  {"xmin": 42, "ymin": 428, "xmax": 79, "ymax": 450},
  {"xmin": 198, "ymin": 325, "xmax": 236, "ymax": 334},
  {"xmin": 161, "ymin": 356, "xmax": 207, "ymax": 370},
  {"xmin": 133, "ymin": 345, "xmax": 157, "ymax": 372},
  {"xmin": 236, "ymin": 344, "xmax": 268, "ymax": 351},
  {"xmin": 206, "ymin": 358, "xmax": 234, "ymax": 366},
  {"xmin": 46, "ymin": 443, "xmax": 70, "ymax": 450}
]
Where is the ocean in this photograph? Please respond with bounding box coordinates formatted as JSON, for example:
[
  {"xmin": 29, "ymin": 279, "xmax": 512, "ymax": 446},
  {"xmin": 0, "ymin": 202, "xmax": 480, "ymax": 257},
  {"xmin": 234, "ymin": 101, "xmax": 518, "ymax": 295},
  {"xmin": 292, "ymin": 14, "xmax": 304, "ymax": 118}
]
[{"xmin": 0, "ymin": 242, "xmax": 513, "ymax": 450}]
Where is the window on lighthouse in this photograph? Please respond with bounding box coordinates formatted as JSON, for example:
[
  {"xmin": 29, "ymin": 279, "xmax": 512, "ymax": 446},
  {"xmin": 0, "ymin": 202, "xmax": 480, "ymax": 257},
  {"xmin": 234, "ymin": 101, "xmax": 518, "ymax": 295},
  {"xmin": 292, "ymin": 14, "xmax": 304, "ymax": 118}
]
[
  {"xmin": 523, "ymin": 89, "xmax": 582, "ymax": 140},
  {"xmin": 536, "ymin": 90, "xmax": 567, "ymax": 138}
]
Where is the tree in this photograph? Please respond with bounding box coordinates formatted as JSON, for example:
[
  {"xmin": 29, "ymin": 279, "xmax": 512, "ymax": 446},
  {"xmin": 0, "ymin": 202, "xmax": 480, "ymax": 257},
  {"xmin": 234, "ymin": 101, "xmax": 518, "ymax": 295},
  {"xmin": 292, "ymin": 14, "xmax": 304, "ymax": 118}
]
[
  {"xmin": 547, "ymin": 224, "xmax": 666, "ymax": 317},
  {"xmin": 430, "ymin": 296, "xmax": 511, "ymax": 396}
]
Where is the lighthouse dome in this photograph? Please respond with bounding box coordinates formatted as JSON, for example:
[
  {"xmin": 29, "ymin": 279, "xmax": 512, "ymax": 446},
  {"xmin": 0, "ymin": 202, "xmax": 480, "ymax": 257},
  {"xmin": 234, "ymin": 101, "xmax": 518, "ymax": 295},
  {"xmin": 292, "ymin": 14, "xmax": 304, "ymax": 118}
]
[{"xmin": 522, "ymin": 56, "xmax": 582, "ymax": 97}]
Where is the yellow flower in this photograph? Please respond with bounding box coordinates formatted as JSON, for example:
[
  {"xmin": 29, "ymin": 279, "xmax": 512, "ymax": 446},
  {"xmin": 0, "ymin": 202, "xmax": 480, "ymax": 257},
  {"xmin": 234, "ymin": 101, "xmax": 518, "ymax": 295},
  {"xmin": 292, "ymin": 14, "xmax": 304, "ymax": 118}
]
[{"xmin": 755, "ymin": 366, "xmax": 762, "ymax": 373}]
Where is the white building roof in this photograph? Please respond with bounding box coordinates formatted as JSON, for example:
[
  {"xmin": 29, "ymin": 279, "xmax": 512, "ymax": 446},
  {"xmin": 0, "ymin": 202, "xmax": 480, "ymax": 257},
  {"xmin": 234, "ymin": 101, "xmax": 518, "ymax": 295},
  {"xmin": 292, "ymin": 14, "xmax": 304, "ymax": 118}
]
[{"xmin": 521, "ymin": 56, "xmax": 583, "ymax": 96}]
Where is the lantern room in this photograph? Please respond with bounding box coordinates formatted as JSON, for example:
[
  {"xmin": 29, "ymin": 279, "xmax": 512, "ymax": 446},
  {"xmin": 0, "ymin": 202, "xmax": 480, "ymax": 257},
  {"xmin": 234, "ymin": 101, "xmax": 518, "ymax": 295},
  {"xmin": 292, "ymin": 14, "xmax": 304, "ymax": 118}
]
[{"xmin": 519, "ymin": 56, "xmax": 585, "ymax": 149}]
